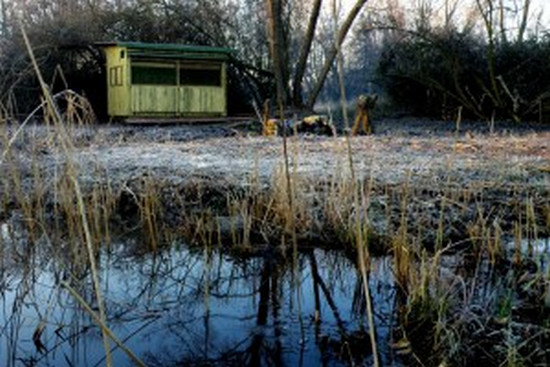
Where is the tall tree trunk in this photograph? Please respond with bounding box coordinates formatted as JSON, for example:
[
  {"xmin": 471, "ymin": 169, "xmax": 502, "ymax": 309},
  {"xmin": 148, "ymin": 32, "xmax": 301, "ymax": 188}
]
[
  {"xmin": 476, "ymin": 0, "xmax": 503, "ymax": 107},
  {"xmin": 266, "ymin": 0, "xmax": 297, "ymax": 251},
  {"xmin": 266, "ymin": 0, "xmax": 290, "ymax": 106},
  {"xmin": 0, "ymin": 0, "xmax": 6, "ymax": 36},
  {"xmin": 306, "ymin": 0, "xmax": 368, "ymax": 109},
  {"xmin": 445, "ymin": 0, "xmax": 450, "ymax": 28},
  {"xmin": 498, "ymin": 0, "xmax": 507, "ymax": 43},
  {"xmin": 518, "ymin": 0, "xmax": 531, "ymax": 43},
  {"xmin": 292, "ymin": 0, "xmax": 322, "ymax": 107}
]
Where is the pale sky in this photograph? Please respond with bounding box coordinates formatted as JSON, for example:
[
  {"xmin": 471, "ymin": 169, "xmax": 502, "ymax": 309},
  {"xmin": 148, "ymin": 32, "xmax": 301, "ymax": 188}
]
[{"xmin": 341, "ymin": 0, "xmax": 550, "ymax": 33}]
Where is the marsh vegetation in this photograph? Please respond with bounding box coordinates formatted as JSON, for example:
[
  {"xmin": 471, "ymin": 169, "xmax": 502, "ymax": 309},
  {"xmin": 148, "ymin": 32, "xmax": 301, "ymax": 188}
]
[{"xmin": 0, "ymin": 97, "xmax": 549, "ymax": 365}]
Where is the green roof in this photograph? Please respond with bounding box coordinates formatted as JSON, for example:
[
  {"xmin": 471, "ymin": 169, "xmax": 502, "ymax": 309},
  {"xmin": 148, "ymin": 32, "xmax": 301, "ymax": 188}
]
[
  {"xmin": 97, "ymin": 41, "xmax": 234, "ymax": 61},
  {"xmin": 98, "ymin": 41, "xmax": 233, "ymax": 54}
]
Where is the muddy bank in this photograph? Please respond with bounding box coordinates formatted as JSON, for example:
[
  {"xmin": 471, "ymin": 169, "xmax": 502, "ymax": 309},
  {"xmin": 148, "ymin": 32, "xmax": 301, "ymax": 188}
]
[{"xmin": 0, "ymin": 119, "xmax": 549, "ymax": 249}]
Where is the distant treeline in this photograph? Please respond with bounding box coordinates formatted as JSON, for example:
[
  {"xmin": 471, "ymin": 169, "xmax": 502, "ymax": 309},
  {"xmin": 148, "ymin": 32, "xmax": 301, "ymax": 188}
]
[
  {"xmin": 378, "ymin": 29, "xmax": 550, "ymax": 122},
  {"xmin": 0, "ymin": 0, "xmax": 548, "ymax": 122}
]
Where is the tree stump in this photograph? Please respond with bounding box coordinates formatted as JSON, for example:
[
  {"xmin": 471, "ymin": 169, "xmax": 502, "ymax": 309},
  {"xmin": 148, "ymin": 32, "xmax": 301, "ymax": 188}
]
[{"xmin": 351, "ymin": 94, "xmax": 377, "ymax": 136}]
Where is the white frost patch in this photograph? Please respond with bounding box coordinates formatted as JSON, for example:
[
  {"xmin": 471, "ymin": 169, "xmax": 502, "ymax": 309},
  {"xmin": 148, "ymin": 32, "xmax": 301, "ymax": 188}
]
[
  {"xmin": 515, "ymin": 238, "xmax": 550, "ymax": 257},
  {"xmin": 69, "ymin": 133, "xmax": 548, "ymax": 189},
  {"xmin": 0, "ymin": 222, "xmax": 13, "ymax": 244}
]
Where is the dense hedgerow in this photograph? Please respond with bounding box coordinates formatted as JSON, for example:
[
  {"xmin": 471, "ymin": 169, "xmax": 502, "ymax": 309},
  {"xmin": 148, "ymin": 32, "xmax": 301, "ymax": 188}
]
[{"xmin": 378, "ymin": 29, "xmax": 550, "ymax": 121}]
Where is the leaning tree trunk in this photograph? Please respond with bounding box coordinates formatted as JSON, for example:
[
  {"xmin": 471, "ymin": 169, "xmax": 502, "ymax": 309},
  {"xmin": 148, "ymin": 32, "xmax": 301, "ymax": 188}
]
[
  {"xmin": 518, "ymin": 0, "xmax": 531, "ymax": 43},
  {"xmin": 292, "ymin": 0, "xmax": 322, "ymax": 107},
  {"xmin": 306, "ymin": 0, "xmax": 368, "ymax": 109}
]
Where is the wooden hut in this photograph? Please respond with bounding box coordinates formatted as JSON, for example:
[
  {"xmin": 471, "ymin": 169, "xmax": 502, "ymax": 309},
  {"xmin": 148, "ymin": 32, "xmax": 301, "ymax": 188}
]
[{"xmin": 99, "ymin": 42, "xmax": 232, "ymax": 120}]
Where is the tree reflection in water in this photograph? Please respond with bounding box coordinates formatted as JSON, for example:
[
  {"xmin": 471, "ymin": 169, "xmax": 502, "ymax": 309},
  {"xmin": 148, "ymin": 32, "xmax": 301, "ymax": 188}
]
[{"xmin": 0, "ymin": 240, "xmax": 397, "ymax": 367}]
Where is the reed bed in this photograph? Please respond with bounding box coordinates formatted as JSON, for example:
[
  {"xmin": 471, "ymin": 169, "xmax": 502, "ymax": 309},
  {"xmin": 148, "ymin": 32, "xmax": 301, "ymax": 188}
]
[{"xmin": 0, "ymin": 86, "xmax": 549, "ymax": 365}]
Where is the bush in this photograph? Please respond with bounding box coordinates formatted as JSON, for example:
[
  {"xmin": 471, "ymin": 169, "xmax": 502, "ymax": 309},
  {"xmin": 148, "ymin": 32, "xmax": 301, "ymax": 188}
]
[{"xmin": 378, "ymin": 28, "xmax": 550, "ymax": 122}]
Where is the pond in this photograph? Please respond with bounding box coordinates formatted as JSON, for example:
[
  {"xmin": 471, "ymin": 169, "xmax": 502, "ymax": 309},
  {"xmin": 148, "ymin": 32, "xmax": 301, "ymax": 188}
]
[{"xmin": 0, "ymin": 237, "xmax": 400, "ymax": 367}]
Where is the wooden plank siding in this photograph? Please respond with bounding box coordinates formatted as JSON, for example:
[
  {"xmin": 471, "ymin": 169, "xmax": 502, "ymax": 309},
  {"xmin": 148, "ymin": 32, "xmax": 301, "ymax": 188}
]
[
  {"xmin": 131, "ymin": 86, "xmax": 177, "ymax": 115},
  {"xmin": 130, "ymin": 86, "xmax": 225, "ymax": 116}
]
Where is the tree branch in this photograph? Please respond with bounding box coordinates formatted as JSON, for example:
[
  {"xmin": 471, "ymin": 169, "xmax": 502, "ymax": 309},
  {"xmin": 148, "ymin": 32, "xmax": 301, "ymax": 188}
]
[{"xmin": 306, "ymin": 0, "xmax": 368, "ymax": 109}]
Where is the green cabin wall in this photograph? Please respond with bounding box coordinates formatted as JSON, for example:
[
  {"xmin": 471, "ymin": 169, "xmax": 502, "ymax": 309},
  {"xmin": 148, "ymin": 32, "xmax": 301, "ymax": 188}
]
[{"xmin": 103, "ymin": 44, "xmax": 228, "ymax": 118}]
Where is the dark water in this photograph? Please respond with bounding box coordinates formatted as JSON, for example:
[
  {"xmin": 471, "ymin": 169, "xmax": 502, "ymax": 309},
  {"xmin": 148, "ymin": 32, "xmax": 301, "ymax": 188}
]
[{"xmin": 0, "ymin": 237, "xmax": 398, "ymax": 367}]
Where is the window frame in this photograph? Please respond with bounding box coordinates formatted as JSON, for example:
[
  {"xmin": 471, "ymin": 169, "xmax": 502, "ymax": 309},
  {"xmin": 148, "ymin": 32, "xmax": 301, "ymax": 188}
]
[
  {"xmin": 130, "ymin": 61, "xmax": 178, "ymax": 86},
  {"xmin": 109, "ymin": 66, "xmax": 123, "ymax": 87},
  {"xmin": 179, "ymin": 61, "xmax": 223, "ymax": 87}
]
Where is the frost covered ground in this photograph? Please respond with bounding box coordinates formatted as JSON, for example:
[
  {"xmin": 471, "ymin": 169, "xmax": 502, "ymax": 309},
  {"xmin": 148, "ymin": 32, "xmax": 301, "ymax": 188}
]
[
  {"xmin": 66, "ymin": 119, "xmax": 549, "ymax": 190},
  {"xmin": 1, "ymin": 118, "xmax": 549, "ymax": 241}
]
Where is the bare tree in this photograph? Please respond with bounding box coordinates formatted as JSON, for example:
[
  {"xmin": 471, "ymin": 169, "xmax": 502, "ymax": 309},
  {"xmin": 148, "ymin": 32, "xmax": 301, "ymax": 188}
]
[
  {"xmin": 444, "ymin": 0, "xmax": 461, "ymax": 29},
  {"xmin": 488, "ymin": 0, "xmax": 533, "ymax": 43},
  {"xmin": 476, "ymin": 0, "xmax": 504, "ymax": 108},
  {"xmin": 474, "ymin": 0, "xmax": 532, "ymax": 121},
  {"xmin": 498, "ymin": 0, "xmax": 507, "ymax": 43},
  {"xmin": 517, "ymin": 0, "xmax": 531, "ymax": 42},
  {"xmin": 306, "ymin": 0, "xmax": 368, "ymax": 109},
  {"xmin": 292, "ymin": 0, "xmax": 322, "ymax": 106},
  {"xmin": 266, "ymin": 0, "xmax": 289, "ymax": 106}
]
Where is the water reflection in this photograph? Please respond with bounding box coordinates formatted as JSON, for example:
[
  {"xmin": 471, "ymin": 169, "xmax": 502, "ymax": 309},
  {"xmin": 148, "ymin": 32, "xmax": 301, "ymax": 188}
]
[{"xmin": 0, "ymin": 239, "xmax": 397, "ymax": 366}]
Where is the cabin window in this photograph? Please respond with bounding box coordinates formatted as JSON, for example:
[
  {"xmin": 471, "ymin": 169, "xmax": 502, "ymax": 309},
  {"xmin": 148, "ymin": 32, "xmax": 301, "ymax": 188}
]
[
  {"xmin": 179, "ymin": 63, "xmax": 222, "ymax": 87},
  {"xmin": 120, "ymin": 50, "xmax": 125, "ymax": 59},
  {"xmin": 109, "ymin": 66, "xmax": 123, "ymax": 86},
  {"xmin": 131, "ymin": 62, "xmax": 177, "ymax": 85}
]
